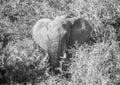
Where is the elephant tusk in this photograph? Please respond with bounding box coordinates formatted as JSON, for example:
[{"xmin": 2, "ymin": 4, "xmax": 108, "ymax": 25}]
[{"xmin": 60, "ymin": 53, "xmax": 67, "ymax": 59}]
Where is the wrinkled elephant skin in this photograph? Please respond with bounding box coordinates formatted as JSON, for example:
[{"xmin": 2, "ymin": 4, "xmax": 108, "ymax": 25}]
[{"xmin": 32, "ymin": 15, "xmax": 93, "ymax": 74}]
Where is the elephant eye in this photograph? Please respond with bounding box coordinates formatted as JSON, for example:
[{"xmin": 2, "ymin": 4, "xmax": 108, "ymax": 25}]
[{"xmin": 62, "ymin": 21, "xmax": 71, "ymax": 30}]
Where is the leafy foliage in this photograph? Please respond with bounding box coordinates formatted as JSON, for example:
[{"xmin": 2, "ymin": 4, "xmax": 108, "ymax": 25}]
[{"xmin": 0, "ymin": 0, "xmax": 120, "ymax": 85}]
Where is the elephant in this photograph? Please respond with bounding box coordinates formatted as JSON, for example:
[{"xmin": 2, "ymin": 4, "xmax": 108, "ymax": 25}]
[{"xmin": 32, "ymin": 14, "xmax": 94, "ymax": 74}]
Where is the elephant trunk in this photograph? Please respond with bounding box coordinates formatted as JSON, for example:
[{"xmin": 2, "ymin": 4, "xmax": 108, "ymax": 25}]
[
  {"xmin": 48, "ymin": 44, "xmax": 62, "ymax": 75},
  {"xmin": 48, "ymin": 38, "xmax": 67, "ymax": 69},
  {"xmin": 48, "ymin": 38, "xmax": 61, "ymax": 68},
  {"xmin": 49, "ymin": 52, "xmax": 60, "ymax": 68}
]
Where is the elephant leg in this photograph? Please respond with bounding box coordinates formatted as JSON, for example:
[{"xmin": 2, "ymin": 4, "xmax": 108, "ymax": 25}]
[
  {"xmin": 85, "ymin": 37, "xmax": 96, "ymax": 45},
  {"xmin": 59, "ymin": 49, "xmax": 72, "ymax": 77},
  {"xmin": 60, "ymin": 53, "xmax": 72, "ymax": 80}
]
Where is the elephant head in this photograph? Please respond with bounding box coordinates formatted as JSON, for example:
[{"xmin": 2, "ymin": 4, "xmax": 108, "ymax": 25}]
[
  {"xmin": 46, "ymin": 15, "xmax": 73, "ymax": 69},
  {"xmin": 32, "ymin": 14, "xmax": 94, "ymax": 74}
]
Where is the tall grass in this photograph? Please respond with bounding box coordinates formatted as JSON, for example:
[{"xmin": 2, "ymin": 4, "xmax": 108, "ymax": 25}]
[{"xmin": 0, "ymin": 0, "xmax": 120, "ymax": 85}]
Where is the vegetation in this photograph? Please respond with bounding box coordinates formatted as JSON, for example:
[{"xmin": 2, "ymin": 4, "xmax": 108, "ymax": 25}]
[{"xmin": 0, "ymin": 0, "xmax": 120, "ymax": 85}]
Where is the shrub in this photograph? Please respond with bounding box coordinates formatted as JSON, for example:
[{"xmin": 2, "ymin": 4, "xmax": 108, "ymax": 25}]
[{"xmin": 0, "ymin": 38, "xmax": 49, "ymax": 84}]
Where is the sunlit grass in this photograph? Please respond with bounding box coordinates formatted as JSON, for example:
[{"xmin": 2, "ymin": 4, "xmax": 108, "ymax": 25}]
[{"xmin": 0, "ymin": 0, "xmax": 120, "ymax": 85}]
